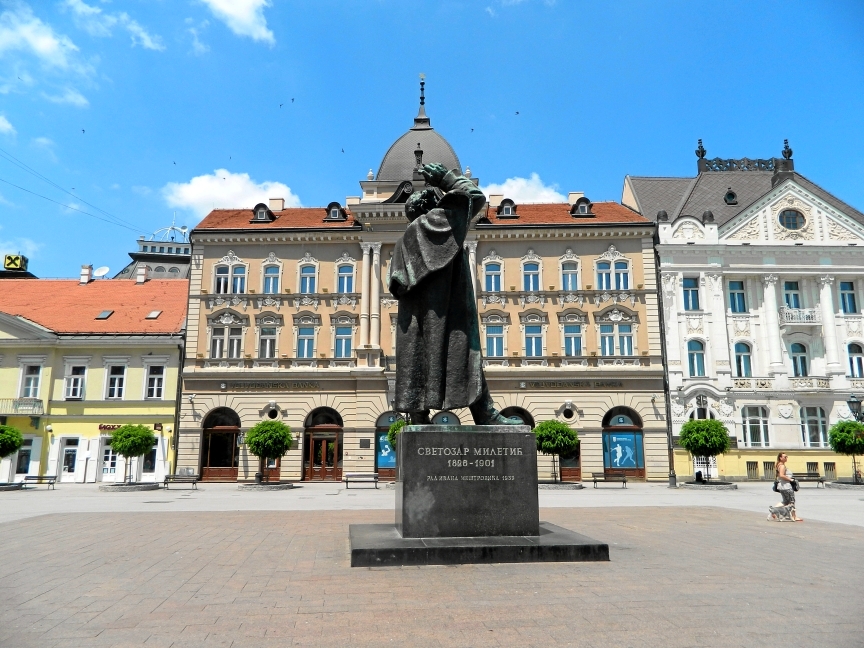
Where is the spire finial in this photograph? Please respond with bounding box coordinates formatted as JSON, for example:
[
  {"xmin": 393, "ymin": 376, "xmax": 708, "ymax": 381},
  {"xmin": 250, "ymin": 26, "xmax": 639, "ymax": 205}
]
[
  {"xmin": 695, "ymin": 139, "xmax": 706, "ymax": 159},
  {"xmin": 412, "ymin": 73, "xmax": 431, "ymax": 130},
  {"xmin": 782, "ymin": 139, "xmax": 793, "ymax": 160},
  {"xmin": 419, "ymin": 72, "xmax": 425, "ymax": 106}
]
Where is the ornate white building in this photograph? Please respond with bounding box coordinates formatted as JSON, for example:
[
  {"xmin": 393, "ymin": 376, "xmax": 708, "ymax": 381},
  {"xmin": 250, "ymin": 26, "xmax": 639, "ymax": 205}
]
[{"xmin": 623, "ymin": 142, "xmax": 864, "ymax": 480}]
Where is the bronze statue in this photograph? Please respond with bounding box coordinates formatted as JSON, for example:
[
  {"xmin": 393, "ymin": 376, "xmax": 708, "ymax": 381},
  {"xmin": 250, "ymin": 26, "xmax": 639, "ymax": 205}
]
[{"xmin": 388, "ymin": 163, "xmax": 522, "ymax": 426}]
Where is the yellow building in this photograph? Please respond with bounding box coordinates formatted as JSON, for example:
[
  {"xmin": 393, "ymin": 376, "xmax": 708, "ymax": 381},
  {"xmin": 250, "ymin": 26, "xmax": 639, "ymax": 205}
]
[{"xmin": 0, "ymin": 268, "xmax": 187, "ymax": 483}]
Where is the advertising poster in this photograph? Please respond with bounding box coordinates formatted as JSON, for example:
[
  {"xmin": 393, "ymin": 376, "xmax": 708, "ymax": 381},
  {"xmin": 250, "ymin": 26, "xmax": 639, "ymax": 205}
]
[{"xmin": 376, "ymin": 432, "xmax": 396, "ymax": 469}]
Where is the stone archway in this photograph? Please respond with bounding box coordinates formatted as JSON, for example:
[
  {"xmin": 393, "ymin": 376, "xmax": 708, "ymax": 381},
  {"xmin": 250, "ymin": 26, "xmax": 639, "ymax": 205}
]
[{"xmin": 200, "ymin": 407, "xmax": 241, "ymax": 482}]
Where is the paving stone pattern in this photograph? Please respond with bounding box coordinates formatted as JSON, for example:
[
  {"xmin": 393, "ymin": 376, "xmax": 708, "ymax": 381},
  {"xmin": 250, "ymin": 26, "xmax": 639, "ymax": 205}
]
[{"xmin": 1, "ymin": 507, "xmax": 862, "ymax": 647}]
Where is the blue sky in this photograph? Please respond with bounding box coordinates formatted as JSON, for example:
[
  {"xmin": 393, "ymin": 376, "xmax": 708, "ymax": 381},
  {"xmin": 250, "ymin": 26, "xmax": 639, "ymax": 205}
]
[{"xmin": 1, "ymin": 0, "xmax": 863, "ymax": 278}]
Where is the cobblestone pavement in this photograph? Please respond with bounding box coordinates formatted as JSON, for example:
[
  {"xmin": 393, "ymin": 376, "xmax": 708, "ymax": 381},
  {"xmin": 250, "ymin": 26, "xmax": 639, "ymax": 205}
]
[{"xmin": 1, "ymin": 507, "xmax": 862, "ymax": 647}]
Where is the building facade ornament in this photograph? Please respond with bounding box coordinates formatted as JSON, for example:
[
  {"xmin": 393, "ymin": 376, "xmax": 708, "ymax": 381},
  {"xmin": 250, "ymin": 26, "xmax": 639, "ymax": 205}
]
[
  {"xmin": 761, "ymin": 274, "xmax": 778, "ymax": 286},
  {"xmin": 598, "ymin": 244, "xmax": 624, "ymax": 261},
  {"xmin": 827, "ymin": 218, "xmax": 861, "ymax": 241},
  {"xmin": 818, "ymin": 275, "xmax": 835, "ymax": 286},
  {"xmin": 727, "ymin": 217, "xmax": 762, "ymax": 241},
  {"xmin": 336, "ymin": 251, "xmax": 356, "ymax": 264},
  {"xmin": 209, "ymin": 296, "xmax": 248, "ymax": 310},
  {"xmin": 772, "ymin": 194, "xmax": 815, "ymax": 241},
  {"xmin": 521, "ymin": 248, "xmax": 542, "ymax": 264},
  {"xmin": 293, "ymin": 296, "xmax": 319, "ymax": 311},
  {"xmin": 672, "ymin": 221, "xmax": 704, "ymax": 241},
  {"xmin": 777, "ymin": 404, "xmax": 794, "ymax": 419},
  {"xmin": 218, "ymin": 250, "xmax": 244, "ymax": 265}
]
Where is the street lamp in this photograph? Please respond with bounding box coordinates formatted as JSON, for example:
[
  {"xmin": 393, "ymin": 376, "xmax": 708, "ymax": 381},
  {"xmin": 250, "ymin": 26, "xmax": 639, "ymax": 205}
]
[{"xmin": 845, "ymin": 394, "xmax": 863, "ymax": 484}]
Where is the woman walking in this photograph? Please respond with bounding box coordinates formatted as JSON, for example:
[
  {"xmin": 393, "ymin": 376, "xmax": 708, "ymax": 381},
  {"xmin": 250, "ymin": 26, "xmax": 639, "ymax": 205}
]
[{"xmin": 768, "ymin": 453, "xmax": 803, "ymax": 522}]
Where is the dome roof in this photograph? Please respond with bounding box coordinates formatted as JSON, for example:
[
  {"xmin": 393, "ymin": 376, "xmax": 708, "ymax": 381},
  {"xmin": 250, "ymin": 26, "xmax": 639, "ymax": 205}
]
[{"xmin": 376, "ymin": 86, "xmax": 461, "ymax": 182}]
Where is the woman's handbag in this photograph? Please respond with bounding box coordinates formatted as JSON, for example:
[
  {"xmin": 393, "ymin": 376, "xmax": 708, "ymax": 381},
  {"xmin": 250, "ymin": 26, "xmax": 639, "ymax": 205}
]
[
  {"xmin": 773, "ymin": 480, "xmax": 779, "ymax": 492},
  {"xmin": 792, "ymin": 479, "xmax": 799, "ymax": 492}
]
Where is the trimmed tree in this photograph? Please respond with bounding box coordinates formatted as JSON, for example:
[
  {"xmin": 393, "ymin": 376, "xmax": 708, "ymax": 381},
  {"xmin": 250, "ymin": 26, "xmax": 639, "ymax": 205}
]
[
  {"xmin": 0, "ymin": 424, "xmax": 24, "ymax": 462},
  {"xmin": 110, "ymin": 424, "xmax": 157, "ymax": 483},
  {"xmin": 534, "ymin": 420, "xmax": 580, "ymax": 483},
  {"xmin": 387, "ymin": 417, "xmax": 406, "ymax": 450},
  {"xmin": 245, "ymin": 421, "xmax": 293, "ymax": 482},
  {"xmin": 678, "ymin": 419, "xmax": 731, "ymax": 483},
  {"xmin": 828, "ymin": 420, "xmax": 864, "ymax": 484}
]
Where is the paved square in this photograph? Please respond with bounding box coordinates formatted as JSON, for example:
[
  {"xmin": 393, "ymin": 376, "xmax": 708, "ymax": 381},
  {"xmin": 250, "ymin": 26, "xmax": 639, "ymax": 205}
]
[{"xmin": 1, "ymin": 503, "xmax": 863, "ymax": 647}]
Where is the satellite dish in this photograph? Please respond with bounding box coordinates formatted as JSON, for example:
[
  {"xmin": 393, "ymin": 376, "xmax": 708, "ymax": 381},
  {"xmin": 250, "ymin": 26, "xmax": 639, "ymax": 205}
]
[
  {"xmin": 180, "ymin": 225, "xmax": 188, "ymax": 232},
  {"xmin": 93, "ymin": 266, "xmax": 110, "ymax": 278}
]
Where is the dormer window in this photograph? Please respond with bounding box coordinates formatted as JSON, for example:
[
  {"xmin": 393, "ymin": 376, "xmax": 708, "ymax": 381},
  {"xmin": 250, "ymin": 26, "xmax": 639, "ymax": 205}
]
[
  {"xmin": 570, "ymin": 197, "xmax": 594, "ymax": 217},
  {"xmin": 256, "ymin": 209, "xmax": 268, "ymax": 220},
  {"xmin": 251, "ymin": 203, "xmax": 274, "ymax": 223},
  {"xmin": 496, "ymin": 199, "xmax": 517, "ymax": 218},
  {"xmin": 325, "ymin": 202, "xmax": 346, "ymax": 221},
  {"xmin": 724, "ymin": 188, "xmax": 738, "ymax": 205},
  {"xmin": 330, "ymin": 208, "xmax": 340, "ymax": 219},
  {"xmin": 579, "ymin": 204, "xmax": 588, "ymax": 214},
  {"xmin": 502, "ymin": 205, "xmax": 513, "ymax": 216}
]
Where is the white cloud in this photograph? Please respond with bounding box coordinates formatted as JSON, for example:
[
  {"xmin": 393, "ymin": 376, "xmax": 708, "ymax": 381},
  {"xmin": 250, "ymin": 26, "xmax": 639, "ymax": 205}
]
[
  {"xmin": 481, "ymin": 173, "xmax": 566, "ymax": 203},
  {"xmin": 186, "ymin": 20, "xmax": 210, "ymax": 55},
  {"xmin": 62, "ymin": 0, "xmax": 165, "ymax": 51},
  {"xmin": 0, "ymin": 226, "xmax": 41, "ymax": 258},
  {"xmin": 0, "ymin": 115, "xmax": 15, "ymax": 135},
  {"xmin": 42, "ymin": 87, "xmax": 88, "ymax": 106},
  {"xmin": 31, "ymin": 135, "xmax": 57, "ymax": 161},
  {"xmin": 200, "ymin": 0, "xmax": 274, "ymax": 45},
  {"xmin": 0, "ymin": 3, "xmax": 84, "ymax": 70},
  {"xmin": 162, "ymin": 169, "xmax": 300, "ymax": 219},
  {"xmin": 131, "ymin": 185, "xmax": 152, "ymax": 196}
]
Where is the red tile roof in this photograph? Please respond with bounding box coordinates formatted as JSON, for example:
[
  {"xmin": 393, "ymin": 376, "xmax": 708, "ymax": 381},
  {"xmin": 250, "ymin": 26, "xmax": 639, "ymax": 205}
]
[
  {"xmin": 0, "ymin": 279, "xmax": 188, "ymax": 335},
  {"xmin": 195, "ymin": 208, "xmax": 358, "ymax": 231},
  {"xmin": 482, "ymin": 201, "xmax": 649, "ymax": 226}
]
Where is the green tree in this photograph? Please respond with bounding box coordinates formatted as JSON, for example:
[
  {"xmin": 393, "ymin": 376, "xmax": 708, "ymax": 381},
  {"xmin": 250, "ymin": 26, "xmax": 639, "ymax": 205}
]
[
  {"xmin": 0, "ymin": 424, "xmax": 24, "ymax": 462},
  {"xmin": 678, "ymin": 419, "xmax": 731, "ymax": 482},
  {"xmin": 828, "ymin": 420, "xmax": 864, "ymax": 484},
  {"xmin": 245, "ymin": 421, "xmax": 293, "ymax": 482},
  {"xmin": 387, "ymin": 417, "xmax": 406, "ymax": 450},
  {"xmin": 534, "ymin": 420, "xmax": 579, "ymax": 483},
  {"xmin": 109, "ymin": 424, "xmax": 157, "ymax": 483}
]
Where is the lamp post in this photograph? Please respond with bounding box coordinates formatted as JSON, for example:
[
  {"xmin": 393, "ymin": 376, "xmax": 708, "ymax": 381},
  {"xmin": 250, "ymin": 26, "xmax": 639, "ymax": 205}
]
[{"xmin": 846, "ymin": 395, "xmax": 863, "ymax": 484}]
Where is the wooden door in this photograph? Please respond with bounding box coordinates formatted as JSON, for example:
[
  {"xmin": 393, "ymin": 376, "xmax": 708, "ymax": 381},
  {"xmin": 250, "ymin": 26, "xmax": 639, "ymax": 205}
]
[
  {"xmin": 201, "ymin": 428, "xmax": 240, "ymax": 481},
  {"xmin": 303, "ymin": 430, "xmax": 342, "ymax": 481},
  {"xmin": 262, "ymin": 457, "xmax": 281, "ymax": 482}
]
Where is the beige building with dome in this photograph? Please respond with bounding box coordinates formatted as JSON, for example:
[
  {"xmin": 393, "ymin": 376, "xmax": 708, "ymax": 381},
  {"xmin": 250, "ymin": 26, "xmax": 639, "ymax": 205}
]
[{"xmin": 175, "ymin": 87, "xmax": 668, "ymax": 483}]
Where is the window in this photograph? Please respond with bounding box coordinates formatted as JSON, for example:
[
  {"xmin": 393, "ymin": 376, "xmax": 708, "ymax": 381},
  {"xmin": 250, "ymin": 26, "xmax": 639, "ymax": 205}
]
[
  {"xmin": 96, "ymin": 310, "xmax": 113, "ymax": 320},
  {"xmin": 15, "ymin": 438, "xmax": 32, "ymax": 474},
  {"xmin": 211, "ymin": 327, "xmax": 242, "ymax": 359},
  {"xmin": 64, "ymin": 366, "xmax": 86, "ymax": 400},
  {"xmin": 146, "ymin": 310, "xmax": 162, "ymax": 320},
  {"xmin": 728, "ymin": 281, "xmax": 747, "ymax": 313},
  {"xmin": 21, "ymin": 365, "xmax": 40, "ymax": 398},
  {"xmin": 742, "ymin": 406, "xmax": 770, "ymax": 447},
  {"xmin": 614, "ymin": 262, "xmax": 629, "ymax": 290},
  {"xmin": 501, "ymin": 205, "xmax": 513, "ymax": 216},
  {"xmin": 169, "ymin": 267, "xmax": 180, "ymax": 275},
  {"xmin": 525, "ymin": 325, "xmax": 543, "ymax": 357},
  {"xmin": 211, "ymin": 327, "xmax": 225, "ymax": 358},
  {"xmin": 106, "ymin": 365, "xmax": 125, "ymax": 399},
  {"xmin": 800, "ymin": 406, "xmax": 828, "ymax": 447},
  {"xmin": 329, "ymin": 208, "xmax": 341, "ymax": 220},
  {"xmin": 485, "ymin": 263, "xmax": 501, "ymax": 292},
  {"xmin": 154, "ymin": 266, "xmax": 165, "ymax": 273},
  {"xmin": 486, "ymin": 325, "xmax": 504, "ymax": 357},
  {"xmin": 337, "ymin": 265, "xmax": 353, "ymax": 293},
  {"xmin": 849, "ymin": 343, "xmax": 864, "ymax": 378},
  {"xmin": 841, "ymin": 281, "xmax": 857, "ymax": 314},
  {"xmin": 791, "ymin": 343, "xmax": 808, "ymax": 377},
  {"xmin": 228, "ymin": 328, "xmax": 243, "ymax": 359},
  {"xmin": 784, "ymin": 281, "xmax": 801, "ymax": 308},
  {"xmin": 256, "ymin": 208, "xmax": 268, "ymax": 220},
  {"xmin": 600, "ymin": 324, "xmax": 615, "ymax": 356},
  {"xmin": 215, "ymin": 266, "xmax": 229, "ymax": 294},
  {"xmin": 564, "ymin": 325, "xmax": 582, "ymax": 356},
  {"xmin": 146, "ymin": 366, "xmax": 165, "ymax": 399},
  {"xmin": 597, "ymin": 262, "xmax": 611, "ymax": 290},
  {"xmin": 779, "ymin": 210, "xmax": 805, "ymax": 230},
  {"xmin": 102, "ymin": 443, "xmax": 118, "ymax": 474},
  {"xmin": 683, "ymin": 278, "xmax": 700, "ymax": 311},
  {"xmin": 259, "ymin": 327, "xmax": 277, "ymax": 358},
  {"xmin": 561, "ymin": 263, "xmax": 578, "ymax": 291},
  {"xmin": 300, "ymin": 265, "xmax": 316, "ymax": 294},
  {"xmin": 297, "ymin": 327, "xmax": 315, "ymax": 358},
  {"xmin": 231, "ymin": 266, "xmax": 246, "ymax": 294},
  {"xmin": 142, "ymin": 440, "xmax": 158, "ymax": 473},
  {"xmin": 523, "ymin": 263, "xmax": 540, "ymax": 292},
  {"xmin": 263, "ymin": 266, "xmax": 280, "ymax": 294},
  {"xmin": 688, "ymin": 340, "xmax": 705, "ymax": 377},
  {"xmin": 618, "ymin": 324, "xmax": 633, "ymax": 356},
  {"xmin": 335, "ymin": 326, "xmax": 352, "ymax": 358},
  {"xmin": 734, "ymin": 342, "xmax": 752, "ymax": 377}
]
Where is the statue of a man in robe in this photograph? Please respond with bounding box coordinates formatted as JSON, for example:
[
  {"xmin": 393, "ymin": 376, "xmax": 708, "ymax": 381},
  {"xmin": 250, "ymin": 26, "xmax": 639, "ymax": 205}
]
[{"xmin": 388, "ymin": 163, "xmax": 523, "ymax": 426}]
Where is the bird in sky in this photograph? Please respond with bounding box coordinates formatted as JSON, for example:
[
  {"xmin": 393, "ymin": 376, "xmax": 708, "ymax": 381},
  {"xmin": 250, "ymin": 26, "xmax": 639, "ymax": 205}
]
[
  {"xmin": 291, "ymin": 98, "xmax": 294, "ymax": 103},
  {"xmin": 471, "ymin": 128, "xmax": 474, "ymax": 132},
  {"xmin": 515, "ymin": 111, "xmax": 519, "ymax": 115},
  {"xmin": 280, "ymin": 103, "xmax": 283, "ymax": 108},
  {"xmin": 81, "ymin": 129, "xmax": 85, "ymax": 133},
  {"xmin": 173, "ymin": 161, "xmax": 176, "ymax": 165},
  {"xmin": 341, "ymin": 148, "xmax": 345, "ymax": 153}
]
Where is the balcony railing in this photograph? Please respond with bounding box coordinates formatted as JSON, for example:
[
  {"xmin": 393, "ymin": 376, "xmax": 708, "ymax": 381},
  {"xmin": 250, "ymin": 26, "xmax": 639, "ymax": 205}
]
[
  {"xmin": 779, "ymin": 307, "xmax": 821, "ymax": 324},
  {"xmin": 731, "ymin": 378, "xmax": 774, "ymax": 389},
  {"xmin": 791, "ymin": 377, "xmax": 831, "ymax": 390},
  {"xmin": 0, "ymin": 398, "xmax": 44, "ymax": 415}
]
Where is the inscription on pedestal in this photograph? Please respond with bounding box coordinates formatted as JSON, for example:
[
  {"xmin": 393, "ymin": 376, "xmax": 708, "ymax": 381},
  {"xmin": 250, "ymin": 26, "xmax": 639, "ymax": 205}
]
[{"xmin": 396, "ymin": 425, "xmax": 539, "ymax": 538}]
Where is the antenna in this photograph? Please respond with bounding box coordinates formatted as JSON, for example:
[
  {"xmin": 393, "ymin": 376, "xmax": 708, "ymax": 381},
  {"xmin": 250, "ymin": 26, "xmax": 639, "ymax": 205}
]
[{"xmin": 93, "ymin": 266, "xmax": 110, "ymax": 278}]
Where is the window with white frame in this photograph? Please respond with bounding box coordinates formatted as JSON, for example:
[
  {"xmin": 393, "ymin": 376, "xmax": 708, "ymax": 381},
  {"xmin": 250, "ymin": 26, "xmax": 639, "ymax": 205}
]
[
  {"xmin": 561, "ymin": 263, "xmax": 578, "ymax": 291},
  {"xmin": 486, "ymin": 325, "xmax": 504, "ymax": 357},
  {"xmin": 800, "ymin": 406, "xmax": 828, "ymax": 447},
  {"xmin": 600, "ymin": 324, "xmax": 615, "ymax": 356},
  {"xmin": 597, "ymin": 262, "xmax": 612, "ymax": 290},
  {"xmin": 523, "ymin": 263, "xmax": 540, "ymax": 292},
  {"xmin": 840, "ymin": 281, "xmax": 858, "ymax": 314},
  {"xmin": 65, "ymin": 366, "xmax": 86, "ymax": 400},
  {"xmin": 728, "ymin": 280, "xmax": 747, "ymax": 313},
  {"xmin": 614, "ymin": 261, "xmax": 629, "ymax": 290},
  {"xmin": 337, "ymin": 265, "xmax": 353, "ymax": 293},
  {"xmin": 259, "ymin": 327, "xmax": 277, "ymax": 358},
  {"xmin": 215, "ymin": 266, "xmax": 229, "ymax": 294},
  {"xmin": 297, "ymin": 327, "xmax": 315, "ymax": 358},
  {"xmin": 228, "ymin": 328, "xmax": 243, "ymax": 358},
  {"xmin": 485, "ymin": 263, "xmax": 501, "ymax": 292},
  {"xmin": 263, "ymin": 266, "xmax": 280, "ymax": 294},
  {"xmin": 102, "ymin": 442, "xmax": 118, "ymax": 475},
  {"xmin": 734, "ymin": 342, "xmax": 752, "ymax": 377},
  {"xmin": 145, "ymin": 366, "xmax": 165, "ymax": 399},
  {"xmin": 106, "ymin": 365, "xmax": 126, "ymax": 399},
  {"xmin": 210, "ymin": 327, "xmax": 243, "ymax": 358},
  {"xmin": 300, "ymin": 265, "xmax": 316, "ymax": 294},
  {"xmin": 525, "ymin": 325, "xmax": 543, "ymax": 356},
  {"xmin": 335, "ymin": 326, "xmax": 352, "ymax": 358},
  {"xmin": 210, "ymin": 328, "xmax": 225, "ymax": 358},
  {"xmin": 618, "ymin": 324, "xmax": 633, "ymax": 355},
  {"xmin": 742, "ymin": 406, "xmax": 770, "ymax": 447},
  {"xmin": 683, "ymin": 278, "xmax": 700, "ymax": 311},
  {"xmin": 688, "ymin": 340, "xmax": 706, "ymax": 377},
  {"xmin": 231, "ymin": 266, "xmax": 246, "ymax": 294},
  {"xmin": 20, "ymin": 365, "xmax": 41, "ymax": 398},
  {"xmin": 849, "ymin": 343, "xmax": 864, "ymax": 377},
  {"xmin": 790, "ymin": 343, "xmax": 808, "ymax": 377},
  {"xmin": 564, "ymin": 325, "xmax": 582, "ymax": 357},
  {"xmin": 784, "ymin": 281, "xmax": 801, "ymax": 308},
  {"xmin": 597, "ymin": 310, "xmax": 636, "ymax": 356}
]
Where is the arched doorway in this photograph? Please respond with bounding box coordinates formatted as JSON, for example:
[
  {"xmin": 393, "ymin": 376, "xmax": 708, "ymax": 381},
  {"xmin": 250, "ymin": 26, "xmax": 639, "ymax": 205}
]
[
  {"xmin": 303, "ymin": 407, "xmax": 343, "ymax": 481},
  {"xmin": 602, "ymin": 406, "xmax": 645, "ymax": 478},
  {"xmin": 500, "ymin": 406, "xmax": 535, "ymax": 429},
  {"xmin": 375, "ymin": 411, "xmax": 401, "ymax": 480},
  {"xmin": 201, "ymin": 407, "xmax": 241, "ymax": 482}
]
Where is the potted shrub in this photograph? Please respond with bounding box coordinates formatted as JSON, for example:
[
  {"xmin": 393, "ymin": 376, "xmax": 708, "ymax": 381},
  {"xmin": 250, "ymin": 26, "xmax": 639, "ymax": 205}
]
[
  {"xmin": 828, "ymin": 420, "xmax": 864, "ymax": 484},
  {"xmin": 0, "ymin": 424, "xmax": 24, "ymax": 466},
  {"xmin": 109, "ymin": 424, "xmax": 157, "ymax": 483},
  {"xmin": 534, "ymin": 420, "xmax": 579, "ymax": 483},
  {"xmin": 678, "ymin": 419, "xmax": 731, "ymax": 484},
  {"xmin": 245, "ymin": 421, "xmax": 293, "ymax": 483}
]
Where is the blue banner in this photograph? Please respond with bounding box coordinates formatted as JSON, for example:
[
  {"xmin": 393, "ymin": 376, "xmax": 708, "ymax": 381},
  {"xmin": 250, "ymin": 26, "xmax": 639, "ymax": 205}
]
[
  {"xmin": 376, "ymin": 432, "xmax": 396, "ymax": 469},
  {"xmin": 603, "ymin": 432, "xmax": 644, "ymax": 469}
]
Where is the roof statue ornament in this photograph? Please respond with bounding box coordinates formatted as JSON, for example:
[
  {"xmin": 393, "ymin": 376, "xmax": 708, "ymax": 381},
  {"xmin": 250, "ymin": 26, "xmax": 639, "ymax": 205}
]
[
  {"xmin": 782, "ymin": 139, "xmax": 793, "ymax": 160},
  {"xmin": 367, "ymin": 169, "xmax": 374, "ymax": 180},
  {"xmin": 695, "ymin": 139, "xmax": 707, "ymax": 159},
  {"xmin": 414, "ymin": 143, "xmax": 424, "ymax": 170}
]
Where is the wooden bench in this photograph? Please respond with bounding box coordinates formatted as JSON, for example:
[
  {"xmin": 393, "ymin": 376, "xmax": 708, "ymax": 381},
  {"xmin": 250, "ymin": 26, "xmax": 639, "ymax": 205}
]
[
  {"xmin": 23, "ymin": 475, "xmax": 56, "ymax": 490},
  {"xmin": 591, "ymin": 471, "xmax": 627, "ymax": 488},
  {"xmin": 164, "ymin": 475, "xmax": 198, "ymax": 489},
  {"xmin": 794, "ymin": 472, "xmax": 824, "ymax": 487},
  {"xmin": 343, "ymin": 472, "xmax": 378, "ymax": 489}
]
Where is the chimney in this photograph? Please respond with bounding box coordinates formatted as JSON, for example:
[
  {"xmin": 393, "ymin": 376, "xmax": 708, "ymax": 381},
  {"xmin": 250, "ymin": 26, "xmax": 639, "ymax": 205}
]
[
  {"xmin": 568, "ymin": 192, "xmax": 585, "ymax": 206},
  {"xmin": 488, "ymin": 194, "xmax": 504, "ymax": 208},
  {"xmin": 136, "ymin": 265, "xmax": 149, "ymax": 284},
  {"xmin": 79, "ymin": 264, "xmax": 93, "ymax": 285},
  {"xmin": 269, "ymin": 198, "xmax": 285, "ymax": 212}
]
